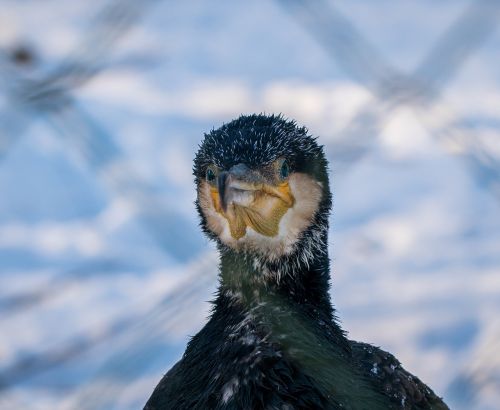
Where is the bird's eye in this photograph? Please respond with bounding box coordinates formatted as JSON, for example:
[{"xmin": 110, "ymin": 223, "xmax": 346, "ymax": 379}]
[
  {"xmin": 279, "ymin": 160, "xmax": 290, "ymax": 180},
  {"xmin": 206, "ymin": 166, "xmax": 217, "ymax": 184}
]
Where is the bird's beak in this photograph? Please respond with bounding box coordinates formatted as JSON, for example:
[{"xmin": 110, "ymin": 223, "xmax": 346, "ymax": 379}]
[{"xmin": 210, "ymin": 164, "xmax": 294, "ymax": 239}]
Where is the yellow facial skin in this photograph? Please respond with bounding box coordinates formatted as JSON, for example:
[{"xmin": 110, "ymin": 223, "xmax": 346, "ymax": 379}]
[
  {"xmin": 199, "ymin": 170, "xmax": 322, "ymax": 258},
  {"xmin": 209, "ymin": 182, "xmax": 295, "ymax": 240}
]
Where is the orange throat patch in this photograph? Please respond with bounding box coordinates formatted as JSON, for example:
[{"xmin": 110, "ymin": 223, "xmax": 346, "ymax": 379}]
[{"xmin": 210, "ymin": 184, "xmax": 294, "ymax": 239}]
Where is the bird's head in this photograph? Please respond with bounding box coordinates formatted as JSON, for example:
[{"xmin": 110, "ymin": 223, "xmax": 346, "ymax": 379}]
[{"xmin": 194, "ymin": 114, "xmax": 331, "ymax": 265}]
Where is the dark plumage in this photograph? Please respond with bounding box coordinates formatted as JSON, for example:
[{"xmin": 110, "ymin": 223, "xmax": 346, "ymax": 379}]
[{"xmin": 145, "ymin": 114, "xmax": 449, "ymax": 410}]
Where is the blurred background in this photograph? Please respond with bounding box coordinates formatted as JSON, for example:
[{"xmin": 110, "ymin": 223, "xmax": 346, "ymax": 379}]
[{"xmin": 0, "ymin": 0, "xmax": 499, "ymax": 409}]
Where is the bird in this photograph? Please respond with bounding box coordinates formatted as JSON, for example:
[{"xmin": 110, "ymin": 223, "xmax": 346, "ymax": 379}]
[{"xmin": 144, "ymin": 114, "xmax": 449, "ymax": 410}]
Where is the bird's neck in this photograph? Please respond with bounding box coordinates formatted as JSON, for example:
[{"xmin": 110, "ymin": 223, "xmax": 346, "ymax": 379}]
[{"xmin": 216, "ymin": 230, "xmax": 335, "ymax": 322}]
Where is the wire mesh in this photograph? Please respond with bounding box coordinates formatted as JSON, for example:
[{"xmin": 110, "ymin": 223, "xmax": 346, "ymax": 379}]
[{"xmin": 0, "ymin": 1, "xmax": 499, "ymax": 409}]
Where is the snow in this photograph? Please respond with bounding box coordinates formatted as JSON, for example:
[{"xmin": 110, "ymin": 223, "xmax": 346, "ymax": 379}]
[{"xmin": 0, "ymin": 0, "xmax": 499, "ymax": 409}]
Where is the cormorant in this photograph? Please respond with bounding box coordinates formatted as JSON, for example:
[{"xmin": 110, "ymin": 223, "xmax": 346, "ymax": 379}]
[{"xmin": 145, "ymin": 114, "xmax": 449, "ymax": 410}]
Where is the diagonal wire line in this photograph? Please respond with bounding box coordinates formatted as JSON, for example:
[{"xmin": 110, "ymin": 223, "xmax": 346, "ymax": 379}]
[
  {"xmin": 16, "ymin": 0, "xmax": 162, "ymax": 101},
  {"xmin": 414, "ymin": 0, "xmax": 500, "ymax": 90},
  {"xmin": 61, "ymin": 255, "xmax": 217, "ymax": 409},
  {"xmin": 0, "ymin": 0, "xmax": 161, "ymax": 163},
  {"xmin": 281, "ymin": 0, "xmax": 500, "ymax": 185},
  {"xmin": 65, "ymin": 262, "xmax": 218, "ymax": 410},
  {"xmin": 281, "ymin": 0, "xmax": 500, "ymax": 131},
  {"xmin": 0, "ymin": 253, "xmax": 216, "ymax": 392},
  {"xmin": 0, "ymin": 1, "xmax": 201, "ymax": 263},
  {"xmin": 0, "ymin": 281, "xmax": 202, "ymax": 391},
  {"xmin": 45, "ymin": 101, "xmax": 203, "ymax": 262},
  {"xmin": 281, "ymin": 0, "xmax": 500, "ymax": 124},
  {"xmin": 412, "ymin": 103, "xmax": 500, "ymax": 200},
  {"xmin": 280, "ymin": 0, "xmax": 500, "ymax": 100},
  {"xmin": 277, "ymin": 0, "xmax": 400, "ymax": 94},
  {"xmin": 0, "ymin": 96, "xmax": 201, "ymax": 318},
  {"xmin": 0, "ymin": 259, "xmax": 133, "ymax": 315}
]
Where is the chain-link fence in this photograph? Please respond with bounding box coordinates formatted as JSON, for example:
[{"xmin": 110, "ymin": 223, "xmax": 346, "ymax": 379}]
[{"xmin": 0, "ymin": 1, "xmax": 499, "ymax": 409}]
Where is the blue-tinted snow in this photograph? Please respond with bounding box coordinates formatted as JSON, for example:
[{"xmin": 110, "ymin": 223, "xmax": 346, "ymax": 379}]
[{"xmin": 0, "ymin": 1, "xmax": 499, "ymax": 409}]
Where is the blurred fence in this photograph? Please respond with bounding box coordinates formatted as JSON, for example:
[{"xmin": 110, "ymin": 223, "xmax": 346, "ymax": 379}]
[{"xmin": 0, "ymin": 0, "xmax": 499, "ymax": 409}]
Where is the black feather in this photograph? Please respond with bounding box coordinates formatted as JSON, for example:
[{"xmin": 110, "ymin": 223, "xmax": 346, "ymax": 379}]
[{"xmin": 146, "ymin": 114, "xmax": 449, "ymax": 410}]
